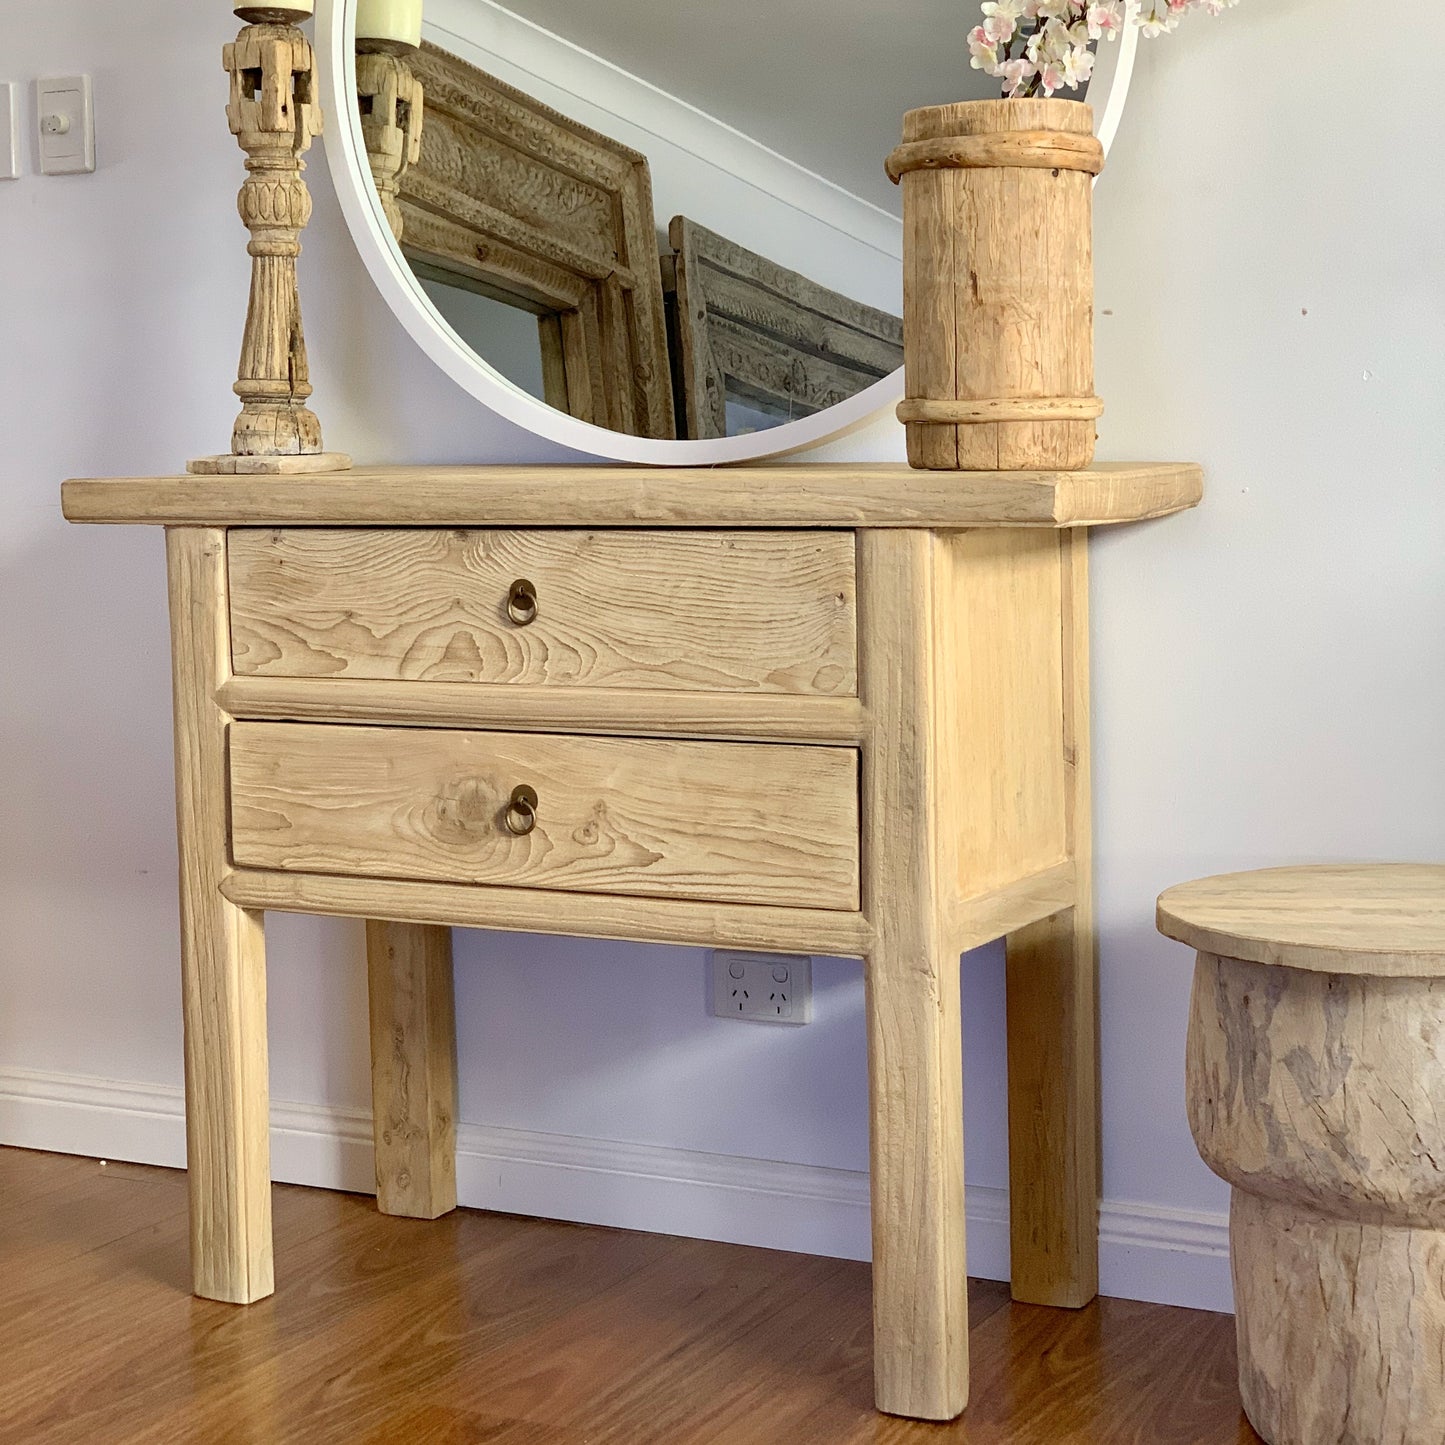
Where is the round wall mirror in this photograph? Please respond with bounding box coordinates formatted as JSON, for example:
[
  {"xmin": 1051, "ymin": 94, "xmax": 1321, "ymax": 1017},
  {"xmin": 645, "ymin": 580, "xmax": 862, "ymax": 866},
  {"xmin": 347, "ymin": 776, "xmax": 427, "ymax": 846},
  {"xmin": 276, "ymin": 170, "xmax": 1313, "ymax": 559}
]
[{"xmin": 319, "ymin": 0, "xmax": 1138, "ymax": 464}]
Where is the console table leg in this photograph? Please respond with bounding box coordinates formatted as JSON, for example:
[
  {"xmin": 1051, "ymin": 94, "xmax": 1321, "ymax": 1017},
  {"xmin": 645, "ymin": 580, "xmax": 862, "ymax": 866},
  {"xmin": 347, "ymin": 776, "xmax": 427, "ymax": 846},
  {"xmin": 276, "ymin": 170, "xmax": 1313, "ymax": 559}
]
[
  {"xmin": 865, "ymin": 931, "xmax": 968, "ymax": 1420},
  {"xmin": 180, "ymin": 896, "xmax": 271, "ymax": 1303},
  {"xmin": 1005, "ymin": 907, "xmax": 1099, "ymax": 1306},
  {"xmin": 167, "ymin": 527, "xmax": 274, "ymax": 1304},
  {"xmin": 859, "ymin": 530, "xmax": 969, "ymax": 1420},
  {"xmin": 366, "ymin": 920, "xmax": 458, "ymax": 1219},
  {"xmin": 1004, "ymin": 529, "xmax": 1099, "ymax": 1308}
]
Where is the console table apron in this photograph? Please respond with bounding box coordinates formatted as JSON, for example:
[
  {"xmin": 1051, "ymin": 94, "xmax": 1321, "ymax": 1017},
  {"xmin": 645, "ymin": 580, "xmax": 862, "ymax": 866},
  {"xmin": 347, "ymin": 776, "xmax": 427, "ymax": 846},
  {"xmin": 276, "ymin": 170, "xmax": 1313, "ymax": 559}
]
[{"xmin": 62, "ymin": 461, "xmax": 1202, "ymax": 1421}]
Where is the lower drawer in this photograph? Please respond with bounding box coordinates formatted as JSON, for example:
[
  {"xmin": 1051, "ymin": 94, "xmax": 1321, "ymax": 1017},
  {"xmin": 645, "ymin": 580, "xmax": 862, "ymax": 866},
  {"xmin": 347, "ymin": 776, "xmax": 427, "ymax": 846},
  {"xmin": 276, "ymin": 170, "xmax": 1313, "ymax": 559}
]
[{"xmin": 228, "ymin": 722, "xmax": 860, "ymax": 910}]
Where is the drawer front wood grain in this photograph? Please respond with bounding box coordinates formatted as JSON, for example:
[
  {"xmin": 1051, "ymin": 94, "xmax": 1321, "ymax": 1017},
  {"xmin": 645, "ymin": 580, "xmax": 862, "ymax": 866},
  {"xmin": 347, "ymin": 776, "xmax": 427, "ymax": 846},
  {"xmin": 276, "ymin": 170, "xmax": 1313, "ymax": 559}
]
[
  {"xmin": 228, "ymin": 529, "xmax": 857, "ymax": 696},
  {"xmin": 228, "ymin": 723, "xmax": 861, "ymax": 910}
]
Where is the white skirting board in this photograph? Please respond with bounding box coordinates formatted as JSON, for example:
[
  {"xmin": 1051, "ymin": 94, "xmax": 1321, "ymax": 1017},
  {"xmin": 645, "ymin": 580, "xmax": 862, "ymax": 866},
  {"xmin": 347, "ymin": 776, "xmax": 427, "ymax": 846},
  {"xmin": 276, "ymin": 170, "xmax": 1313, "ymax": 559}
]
[{"xmin": 0, "ymin": 1066, "xmax": 1233, "ymax": 1315}]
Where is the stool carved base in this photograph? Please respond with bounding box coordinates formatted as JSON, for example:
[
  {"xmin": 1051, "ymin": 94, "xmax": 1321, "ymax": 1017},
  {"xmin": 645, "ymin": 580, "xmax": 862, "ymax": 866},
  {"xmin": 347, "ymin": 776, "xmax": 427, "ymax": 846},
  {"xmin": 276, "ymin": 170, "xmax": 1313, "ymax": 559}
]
[
  {"xmin": 1232, "ymin": 1190, "xmax": 1445, "ymax": 1445},
  {"xmin": 1185, "ymin": 943, "xmax": 1445, "ymax": 1445}
]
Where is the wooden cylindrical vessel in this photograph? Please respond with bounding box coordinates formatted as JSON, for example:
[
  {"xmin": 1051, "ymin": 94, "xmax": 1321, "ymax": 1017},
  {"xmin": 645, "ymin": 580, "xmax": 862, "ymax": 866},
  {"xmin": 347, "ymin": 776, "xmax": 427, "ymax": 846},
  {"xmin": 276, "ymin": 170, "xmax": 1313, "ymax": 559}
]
[{"xmin": 887, "ymin": 99, "xmax": 1103, "ymax": 472}]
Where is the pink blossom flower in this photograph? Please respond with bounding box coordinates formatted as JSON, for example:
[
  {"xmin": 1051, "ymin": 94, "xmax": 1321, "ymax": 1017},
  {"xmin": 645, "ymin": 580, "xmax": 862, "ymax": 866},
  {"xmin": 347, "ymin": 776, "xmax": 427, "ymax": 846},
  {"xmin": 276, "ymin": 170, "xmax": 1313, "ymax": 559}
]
[
  {"xmin": 968, "ymin": 23, "xmax": 1001, "ymax": 71},
  {"xmin": 977, "ymin": 0, "xmax": 1236, "ymax": 97},
  {"xmin": 998, "ymin": 57, "xmax": 1038, "ymax": 95},
  {"xmin": 982, "ymin": 0, "xmax": 1026, "ymax": 40},
  {"xmin": 1036, "ymin": 60, "xmax": 1067, "ymax": 94},
  {"xmin": 1062, "ymin": 43, "xmax": 1096, "ymax": 86},
  {"xmin": 983, "ymin": 12, "xmax": 1017, "ymax": 43},
  {"xmin": 1086, "ymin": 2, "xmax": 1125, "ymax": 40}
]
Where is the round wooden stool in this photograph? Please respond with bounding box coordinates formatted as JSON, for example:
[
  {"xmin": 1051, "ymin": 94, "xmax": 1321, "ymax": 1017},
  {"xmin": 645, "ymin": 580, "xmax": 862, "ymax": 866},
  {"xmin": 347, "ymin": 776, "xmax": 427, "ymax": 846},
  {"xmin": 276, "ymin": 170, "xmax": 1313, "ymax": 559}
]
[{"xmin": 1158, "ymin": 864, "xmax": 1445, "ymax": 1445}]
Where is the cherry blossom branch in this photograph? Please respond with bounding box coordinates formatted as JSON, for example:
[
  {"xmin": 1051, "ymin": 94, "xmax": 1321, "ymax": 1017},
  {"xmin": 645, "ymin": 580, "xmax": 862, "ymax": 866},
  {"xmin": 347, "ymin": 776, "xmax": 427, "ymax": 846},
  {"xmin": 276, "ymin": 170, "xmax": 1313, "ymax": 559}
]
[{"xmin": 968, "ymin": 0, "xmax": 1235, "ymax": 100}]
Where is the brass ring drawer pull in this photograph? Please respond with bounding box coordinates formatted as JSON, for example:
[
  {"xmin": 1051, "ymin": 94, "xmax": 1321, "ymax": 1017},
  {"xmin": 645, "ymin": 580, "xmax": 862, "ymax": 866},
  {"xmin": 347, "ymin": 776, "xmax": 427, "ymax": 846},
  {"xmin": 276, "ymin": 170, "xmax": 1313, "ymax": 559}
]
[
  {"xmin": 504, "ymin": 783, "xmax": 538, "ymax": 836},
  {"xmin": 507, "ymin": 578, "xmax": 538, "ymax": 626}
]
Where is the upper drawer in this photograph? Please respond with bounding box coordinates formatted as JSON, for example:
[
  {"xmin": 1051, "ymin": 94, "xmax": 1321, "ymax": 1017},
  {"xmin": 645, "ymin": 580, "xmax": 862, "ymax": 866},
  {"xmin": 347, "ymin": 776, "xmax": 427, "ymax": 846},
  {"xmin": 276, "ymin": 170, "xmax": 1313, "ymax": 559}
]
[
  {"xmin": 229, "ymin": 722, "xmax": 860, "ymax": 910},
  {"xmin": 227, "ymin": 528, "xmax": 857, "ymax": 696}
]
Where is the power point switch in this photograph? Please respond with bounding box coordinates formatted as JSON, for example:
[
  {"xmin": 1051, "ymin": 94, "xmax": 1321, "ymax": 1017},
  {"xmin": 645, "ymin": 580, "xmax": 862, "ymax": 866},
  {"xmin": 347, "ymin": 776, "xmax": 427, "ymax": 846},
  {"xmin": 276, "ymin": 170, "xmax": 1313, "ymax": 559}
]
[
  {"xmin": 37, "ymin": 75, "xmax": 94, "ymax": 175},
  {"xmin": 709, "ymin": 951, "xmax": 813, "ymax": 1025}
]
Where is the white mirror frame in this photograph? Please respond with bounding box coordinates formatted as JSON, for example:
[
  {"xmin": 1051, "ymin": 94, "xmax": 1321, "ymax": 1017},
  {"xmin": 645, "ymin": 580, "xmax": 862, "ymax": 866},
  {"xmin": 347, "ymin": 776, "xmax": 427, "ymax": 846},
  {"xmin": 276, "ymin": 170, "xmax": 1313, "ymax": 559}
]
[{"xmin": 318, "ymin": 0, "xmax": 1139, "ymax": 465}]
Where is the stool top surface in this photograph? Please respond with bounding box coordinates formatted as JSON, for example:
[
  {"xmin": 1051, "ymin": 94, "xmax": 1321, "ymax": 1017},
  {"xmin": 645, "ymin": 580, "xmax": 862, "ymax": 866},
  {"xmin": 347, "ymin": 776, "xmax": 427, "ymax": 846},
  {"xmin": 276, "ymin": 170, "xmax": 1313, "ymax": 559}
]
[{"xmin": 1157, "ymin": 864, "xmax": 1445, "ymax": 976}]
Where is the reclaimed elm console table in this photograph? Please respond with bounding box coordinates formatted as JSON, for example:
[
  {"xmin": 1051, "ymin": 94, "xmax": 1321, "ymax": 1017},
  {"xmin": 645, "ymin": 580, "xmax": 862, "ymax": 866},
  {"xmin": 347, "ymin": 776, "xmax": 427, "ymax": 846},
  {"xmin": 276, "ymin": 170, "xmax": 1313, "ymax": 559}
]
[{"xmin": 62, "ymin": 461, "xmax": 1201, "ymax": 1420}]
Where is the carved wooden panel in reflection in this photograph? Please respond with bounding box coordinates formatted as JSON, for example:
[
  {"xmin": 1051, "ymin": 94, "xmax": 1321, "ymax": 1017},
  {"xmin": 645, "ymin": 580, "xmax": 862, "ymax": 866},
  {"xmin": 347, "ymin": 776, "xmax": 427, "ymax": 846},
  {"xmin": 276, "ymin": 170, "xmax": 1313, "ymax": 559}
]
[
  {"xmin": 666, "ymin": 217, "xmax": 903, "ymax": 440},
  {"xmin": 395, "ymin": 43, "xmax": 675, "ymax": 440}
]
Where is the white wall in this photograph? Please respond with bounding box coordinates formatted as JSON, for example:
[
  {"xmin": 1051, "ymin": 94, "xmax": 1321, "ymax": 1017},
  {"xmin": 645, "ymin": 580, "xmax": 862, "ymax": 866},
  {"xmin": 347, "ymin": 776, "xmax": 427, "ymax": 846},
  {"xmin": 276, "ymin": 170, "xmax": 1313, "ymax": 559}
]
[{"xmin": 2, "ymin": 0, "xmax": 1441, "ymax": 1317}]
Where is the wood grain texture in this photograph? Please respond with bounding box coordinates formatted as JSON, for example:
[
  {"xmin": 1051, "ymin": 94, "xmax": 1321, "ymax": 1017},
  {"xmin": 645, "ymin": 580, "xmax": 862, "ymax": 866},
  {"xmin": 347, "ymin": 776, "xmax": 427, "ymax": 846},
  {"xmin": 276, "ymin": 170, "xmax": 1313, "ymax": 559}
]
[
  {"xmin": 885, "ymin": 129, "xmax": 1105, "ymax": 180},
  {"xmin": 941, "ymin": 528, "xmax": 1067, "ymax": 896},
  {"xmin": 60, "ymin": 461, "xmax": 1205, "ymax": 530},
  {"xmin": 165, "ymin": 528, "xmax": 273, "ymax": 1304},
  {"xmin": 219, "ymin": 676, "xmax": 867, "ymax": 744},
  {"xmin": 1005, "ymin": 527, "xmax": 1099, "ymax": 1308},
  {"xmin": 898, "ymin": 396, "xmax": 1104, "ymax": 425},
  {"xmin": 227, "ymin": 527, "xmax": 858, "ymax": 695},
  {"xmin": 666, "ymin": 216, "xmax": 902, "ymax": 439},
  {"xmin": 396, "ymin": 42, "xmax": 674, "ymax": 439},
  {"xmin": 1187, "ymin": 947, "xmax": 1445, "ymax": 1444},
  {"xmin": 954, "ymin": 861, "xmax": 1076, "ymax": 954},
  {"xmin": 1188, "ymin": 951, "xmax": 1445, "ymax": 1229},
  {"xmin": 366, "ymin": 921, "xmax": 457, "ymax": 1220},
  {"xmin": 186, "ymin": 452, "xmax": 352, "ymax": 476},
  {"xmin": 857, "ymin": 529, "xmax": 969, "ymax": 1420},
  {"xmin": 893, "ymin": 100, "xmax": 1098, "ymax": 472},
  {"xmin": 895, "ymin": 101, "xmax": 958, "ymax": 471},
  {"xmin": 229, "ymin": 722, "xmax": 861, "ymax": 910},
  {"xmin": 1159, "ymin": 863, "xmax": 1445, "ymax": 975},
  {"xmin": 1006, "ymin": 911, "xmax": 1097, "ymax": 1310},
  {"xmin": 222, "ymin": 868, "xmax": 873, "ymax": 956},
  {"xmin": 1231, "ymin": 1191, "xmax": 1445, "ymax": 1445},
  {"xmin": 0, "ymin": 1148, "xmax": 1255, "ymax": 1445}
]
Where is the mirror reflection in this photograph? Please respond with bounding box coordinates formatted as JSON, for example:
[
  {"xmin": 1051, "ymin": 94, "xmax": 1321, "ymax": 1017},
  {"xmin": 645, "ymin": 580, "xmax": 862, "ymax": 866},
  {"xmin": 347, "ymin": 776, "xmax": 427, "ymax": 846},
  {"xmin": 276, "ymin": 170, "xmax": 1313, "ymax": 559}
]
[{"xmin": 352, "ymin": 0, "xmax": 1011, "ymax": 439}]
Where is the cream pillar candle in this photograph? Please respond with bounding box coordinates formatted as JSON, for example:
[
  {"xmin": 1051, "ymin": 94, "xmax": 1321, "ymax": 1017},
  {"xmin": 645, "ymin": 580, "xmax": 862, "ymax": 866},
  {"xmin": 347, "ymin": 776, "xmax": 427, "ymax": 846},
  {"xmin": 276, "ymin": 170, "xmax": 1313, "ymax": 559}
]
[{"xmin": 356, "ymin": 0, "xmax": 423, "ymax": 52}]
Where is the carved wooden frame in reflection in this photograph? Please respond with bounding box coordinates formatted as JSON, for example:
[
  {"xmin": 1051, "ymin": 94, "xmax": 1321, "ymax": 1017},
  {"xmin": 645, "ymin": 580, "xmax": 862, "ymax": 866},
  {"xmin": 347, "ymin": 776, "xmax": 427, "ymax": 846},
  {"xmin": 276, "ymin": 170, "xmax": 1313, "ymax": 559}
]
[
  {"xmin": 665, "ymin": 217, "xmax": 903, "ymax": 441},
  {"xmin": 395, "ymin": 43, "xmax": 675, "ymax": 440}
]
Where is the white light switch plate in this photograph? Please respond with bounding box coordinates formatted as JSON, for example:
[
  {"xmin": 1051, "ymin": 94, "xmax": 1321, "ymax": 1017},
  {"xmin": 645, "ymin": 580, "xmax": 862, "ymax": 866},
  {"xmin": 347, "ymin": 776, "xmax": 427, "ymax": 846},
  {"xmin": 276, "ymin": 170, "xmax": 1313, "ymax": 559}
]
[
  {"xmin": 0, "ymin": 82, "xmax": 18, "ymax": 179},
  {"xmin": 37, "ymin": 74, "xmax": 94, "ymax": 175}
]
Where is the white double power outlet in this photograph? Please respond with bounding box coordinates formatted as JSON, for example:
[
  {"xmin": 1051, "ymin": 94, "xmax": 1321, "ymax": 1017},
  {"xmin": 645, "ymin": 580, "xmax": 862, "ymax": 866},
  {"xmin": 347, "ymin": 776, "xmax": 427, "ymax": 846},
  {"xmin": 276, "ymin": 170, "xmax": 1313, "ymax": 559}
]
[{"xmin": 709, "ymin": 951, "xmax": 812, "ymax": 1024}]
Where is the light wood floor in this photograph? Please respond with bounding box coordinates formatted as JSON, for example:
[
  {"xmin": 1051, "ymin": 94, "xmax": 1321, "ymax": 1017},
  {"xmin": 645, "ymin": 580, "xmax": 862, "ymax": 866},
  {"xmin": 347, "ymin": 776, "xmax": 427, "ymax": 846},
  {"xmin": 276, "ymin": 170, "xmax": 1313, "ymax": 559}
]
[{"xmin": 0, "ymin": 1147, "xmax": 1258, "ymax": 1444}]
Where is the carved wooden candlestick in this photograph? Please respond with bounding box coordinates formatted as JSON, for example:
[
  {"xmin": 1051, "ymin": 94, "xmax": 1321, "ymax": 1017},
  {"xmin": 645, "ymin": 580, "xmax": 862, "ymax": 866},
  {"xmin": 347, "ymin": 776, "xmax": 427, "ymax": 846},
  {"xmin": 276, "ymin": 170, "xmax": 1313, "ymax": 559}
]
[
  {"xmin": 356, "ymin": 49, "xmax": 424, "ymax": 243},
  {"xmin": 189, "ymin": 6, "xmax": 350, "ymax": 475}
]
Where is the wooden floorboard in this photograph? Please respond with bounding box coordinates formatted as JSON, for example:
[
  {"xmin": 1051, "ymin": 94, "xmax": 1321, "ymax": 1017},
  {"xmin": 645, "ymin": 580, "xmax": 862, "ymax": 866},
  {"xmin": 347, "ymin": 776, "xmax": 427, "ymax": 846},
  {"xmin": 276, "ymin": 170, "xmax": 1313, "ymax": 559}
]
[{"xmin": 0, "ymin": 1147, "xmax": 1257, "ymax": 1444}]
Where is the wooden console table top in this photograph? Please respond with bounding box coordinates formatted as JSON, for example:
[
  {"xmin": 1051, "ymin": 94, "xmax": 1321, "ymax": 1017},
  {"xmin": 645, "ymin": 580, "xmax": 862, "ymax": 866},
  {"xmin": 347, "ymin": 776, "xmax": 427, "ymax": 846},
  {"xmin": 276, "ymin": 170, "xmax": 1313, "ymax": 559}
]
[{"xmin": 62, "ymin": 461, "xmax": 1201, "ymax": 530}]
